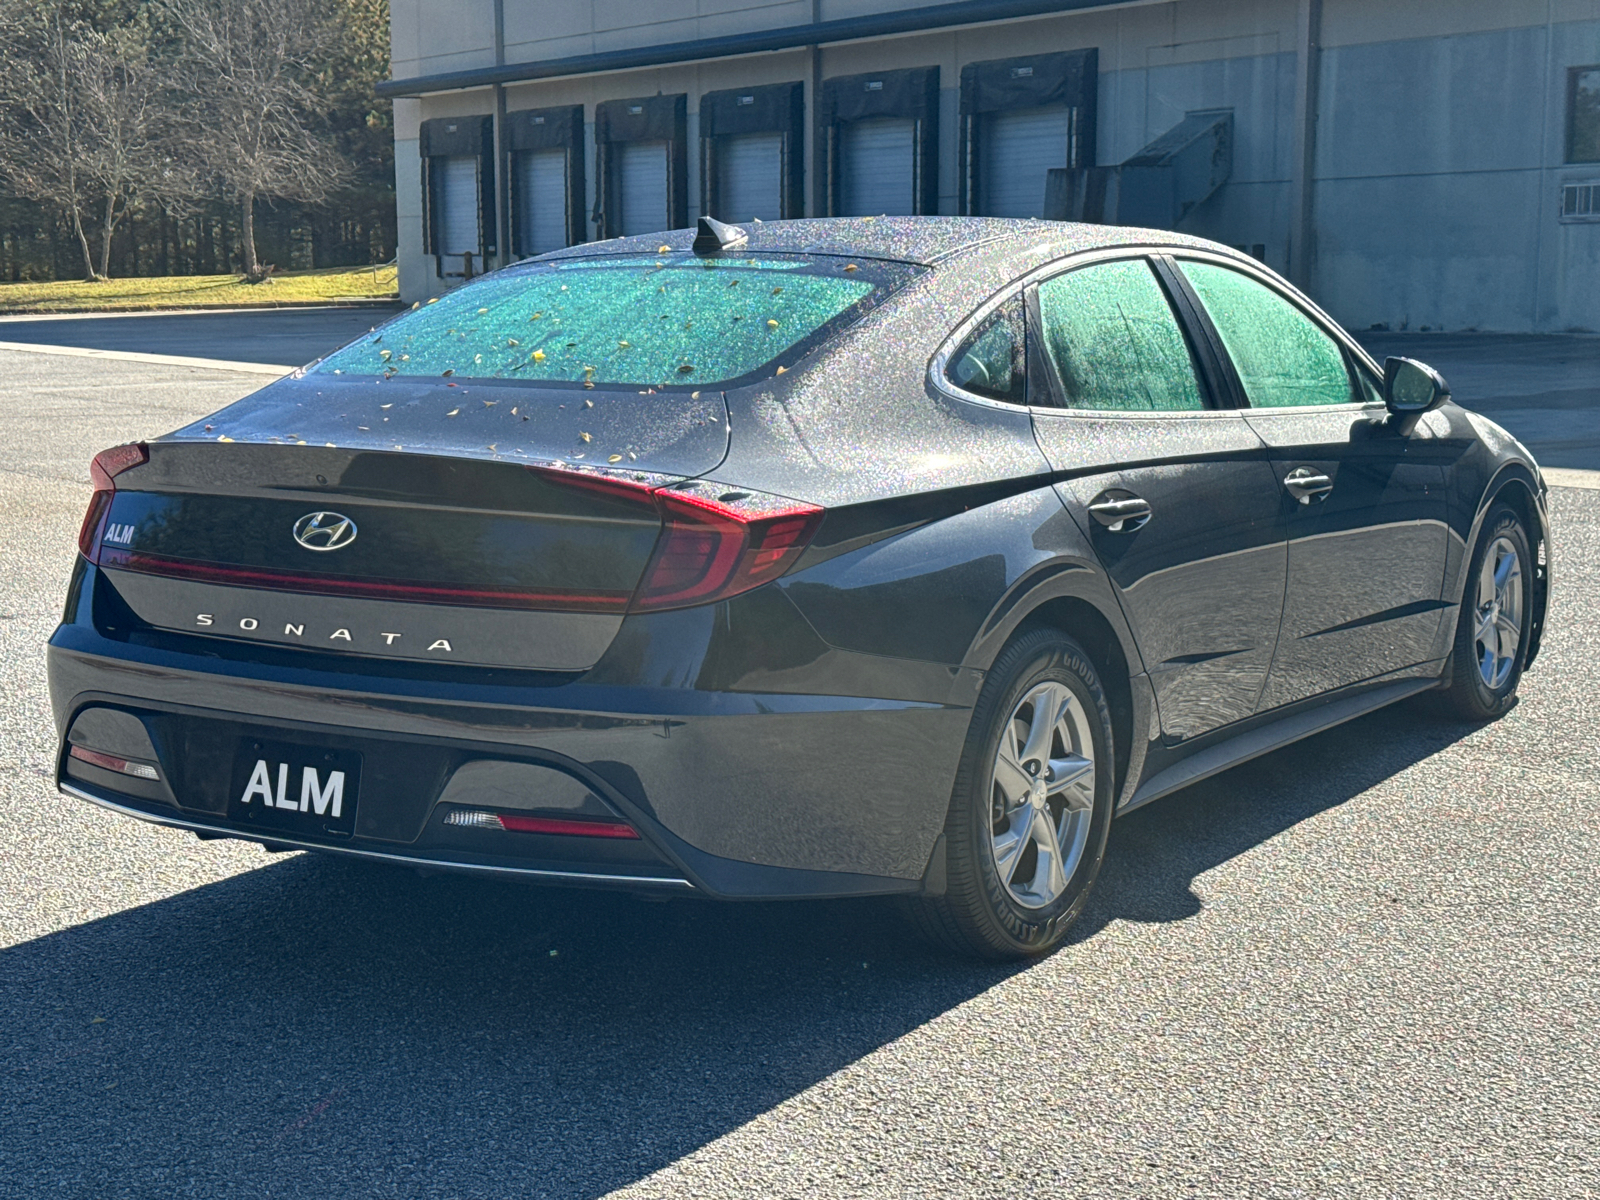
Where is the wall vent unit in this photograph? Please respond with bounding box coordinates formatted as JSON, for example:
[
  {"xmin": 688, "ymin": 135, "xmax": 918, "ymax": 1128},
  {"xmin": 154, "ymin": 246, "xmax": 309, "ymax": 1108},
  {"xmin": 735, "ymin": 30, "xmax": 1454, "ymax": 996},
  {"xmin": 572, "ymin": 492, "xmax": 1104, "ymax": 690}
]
[{"xmin": 1561, "ymin": 182, "xmax": 1600, "ymax": 222}]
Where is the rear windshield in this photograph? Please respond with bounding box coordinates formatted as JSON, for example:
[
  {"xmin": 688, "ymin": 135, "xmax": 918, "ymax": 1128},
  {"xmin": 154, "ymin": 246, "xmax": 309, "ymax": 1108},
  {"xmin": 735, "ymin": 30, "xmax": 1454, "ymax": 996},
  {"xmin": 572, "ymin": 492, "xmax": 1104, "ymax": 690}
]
[{"xmin": 314, "ymin": 254, "xmax": 919, "ymax": 389}]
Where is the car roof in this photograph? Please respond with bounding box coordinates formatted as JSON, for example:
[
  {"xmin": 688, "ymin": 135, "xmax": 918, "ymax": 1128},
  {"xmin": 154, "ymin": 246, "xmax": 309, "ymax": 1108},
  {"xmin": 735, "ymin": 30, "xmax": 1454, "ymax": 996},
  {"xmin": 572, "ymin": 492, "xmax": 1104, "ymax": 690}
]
[{"xmin": 537, "ymin": 216, "xmax": 1219, "ymax": 268}]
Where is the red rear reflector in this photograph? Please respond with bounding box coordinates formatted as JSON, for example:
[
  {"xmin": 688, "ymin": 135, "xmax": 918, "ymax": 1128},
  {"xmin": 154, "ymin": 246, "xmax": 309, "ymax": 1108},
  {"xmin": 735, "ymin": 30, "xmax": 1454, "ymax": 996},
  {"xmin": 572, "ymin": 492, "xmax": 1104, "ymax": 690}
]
[
  {"xmin": 79, "ymin": 443, "xmax": 148, "ymax": 560},
  {"xmin": 69, "ymin": 745, "xmax": 160, "ymax": 781},
  {"xmin": 443, "ymin": 807, "xmax": 640, "ymax": 839}
]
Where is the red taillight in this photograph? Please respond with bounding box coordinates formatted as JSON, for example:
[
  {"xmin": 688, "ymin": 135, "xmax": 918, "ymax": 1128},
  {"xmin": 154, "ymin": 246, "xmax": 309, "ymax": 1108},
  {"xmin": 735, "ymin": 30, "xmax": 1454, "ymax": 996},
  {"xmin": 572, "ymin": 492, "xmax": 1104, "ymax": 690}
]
[
  {"xmin": 527, "ymin": 466, "xmax": 823, "ymax": 613},
  {"xmin": 78, "ymin": 443, "xmax": 148, "ymax": 560},
  {"xmin": 633, "ymin": 489, "xmax": 823, "ymax": 612}
]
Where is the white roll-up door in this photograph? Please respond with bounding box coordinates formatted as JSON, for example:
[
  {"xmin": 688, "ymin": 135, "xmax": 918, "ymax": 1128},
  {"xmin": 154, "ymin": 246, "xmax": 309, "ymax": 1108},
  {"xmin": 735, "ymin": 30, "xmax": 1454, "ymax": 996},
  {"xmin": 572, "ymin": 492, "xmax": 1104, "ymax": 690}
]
[
  {"xmin": 518, "ymin": 149, "xmax": 567, "ymax": 255},
  {"xmin": 980, "ymin": 105, "xmax": 1071, "ymax": 218},
  {"xmin": 717, "ymin": 133, "xmax": 783, "ymax": 223},
  {"xmin": 617, "ymin": 140, "xmax": 670, "ymax": 236},
  {"xmin": 839, "ymin": 117, "xmax": 914, "ymax": 216},
  {"xmin": 437, "ymin": 155, "xmax": 480, "ymax": 257}
]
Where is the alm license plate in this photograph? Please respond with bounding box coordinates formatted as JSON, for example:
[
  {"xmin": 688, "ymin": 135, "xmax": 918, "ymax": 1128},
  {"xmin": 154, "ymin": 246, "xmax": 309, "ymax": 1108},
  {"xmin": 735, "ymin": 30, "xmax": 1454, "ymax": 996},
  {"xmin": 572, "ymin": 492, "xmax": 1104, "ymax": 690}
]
[{"xmin": 228, "ymin": 740, "xmax": 361, "ymax": 838}]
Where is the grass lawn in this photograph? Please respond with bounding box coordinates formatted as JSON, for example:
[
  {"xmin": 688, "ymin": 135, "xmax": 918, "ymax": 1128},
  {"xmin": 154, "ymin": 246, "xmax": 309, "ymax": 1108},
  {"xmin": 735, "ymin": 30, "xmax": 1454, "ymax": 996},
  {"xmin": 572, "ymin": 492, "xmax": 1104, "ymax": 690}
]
[{"xmin": 0, "ymin": 264, "xmax": 398, "ymax": 313}]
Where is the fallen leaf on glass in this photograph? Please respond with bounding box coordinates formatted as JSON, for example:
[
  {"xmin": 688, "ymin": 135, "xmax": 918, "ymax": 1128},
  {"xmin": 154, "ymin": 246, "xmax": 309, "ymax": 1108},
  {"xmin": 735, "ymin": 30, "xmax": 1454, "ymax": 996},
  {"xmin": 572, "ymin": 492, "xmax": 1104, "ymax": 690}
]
[
  {"xmin": 678, "ymin": 364, "xmax": 695, "ymax": 373},
  {"xmin": 427, "ymin": 297, "xmax": 439, "ymax": 304},
  {"xmin": 442, "ymin": 369, "xmax": 454, "ymax": 377},
  {"xmin": 446, "ymin": 408, "xmax": 460, "ymax": 417},
  {"xmin": 608, "ymin": 454, "xmax": 623, "ymax": 463},
  {"xmin": 767, "ymin": 319, "xmax": 779, "ymax": 328},
  {"xmin": 478, "ymin": 307, "xmax": 488, "ymax": 314},
  {"xmin": 507, "ymin": 338, "xmax": 519, "ymax": 347},
  {"xmin": 579, "ymin": 431, "xmax": 592, "ymax": 442}
]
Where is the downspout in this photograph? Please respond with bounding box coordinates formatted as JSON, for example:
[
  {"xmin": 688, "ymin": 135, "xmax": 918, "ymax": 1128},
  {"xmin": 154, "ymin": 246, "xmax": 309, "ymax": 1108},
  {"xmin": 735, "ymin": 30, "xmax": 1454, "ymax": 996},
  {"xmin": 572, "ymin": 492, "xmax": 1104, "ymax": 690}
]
[
  {"xmin": 1289, "ymin": 0, "xmax": 1322, "ymax": 290},
  {"xmin": 808, "ymin": 0, "xmax": 823, "ymax": 217},
  {"xmin": 492, "ymin": 0, "xmax": 511, "ymax": 267}
]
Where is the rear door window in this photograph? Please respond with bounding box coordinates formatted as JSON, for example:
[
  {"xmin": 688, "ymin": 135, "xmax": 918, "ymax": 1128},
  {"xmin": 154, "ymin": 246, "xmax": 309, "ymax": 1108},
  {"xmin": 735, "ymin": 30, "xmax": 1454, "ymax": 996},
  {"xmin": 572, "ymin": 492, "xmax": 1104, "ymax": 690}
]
[
  {"xmin": 1177, "ymin": 261, "xmax": 1355, "ymax": 408},
  {"xmin": 1033, "ymin": 258, "xmax": 1206, "ymax": 412},
  {"xmin": 315, "ymin": 255, "xmax": 919, "ymax": 389}
]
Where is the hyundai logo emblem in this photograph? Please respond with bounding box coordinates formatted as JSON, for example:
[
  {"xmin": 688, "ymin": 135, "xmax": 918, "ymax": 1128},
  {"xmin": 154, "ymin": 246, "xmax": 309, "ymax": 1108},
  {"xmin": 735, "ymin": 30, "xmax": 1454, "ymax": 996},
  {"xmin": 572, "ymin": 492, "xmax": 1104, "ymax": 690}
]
[{"xmin": 293, "ymin": 511, "xmax": 358, "ymax": 552}]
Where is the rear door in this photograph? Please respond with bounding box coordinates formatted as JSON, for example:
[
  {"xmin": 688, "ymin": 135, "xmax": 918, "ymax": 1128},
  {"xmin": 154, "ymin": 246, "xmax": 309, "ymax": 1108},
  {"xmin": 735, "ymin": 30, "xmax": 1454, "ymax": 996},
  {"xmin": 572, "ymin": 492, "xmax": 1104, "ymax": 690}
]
[
  {"xmin": 980, "ymin": 105, "xmax": 1070, "ymax": 217},
  {"xmin": 717, "ymin": 132, "xmax": 784, "ymax": 223},
  {"xmin": 1026, "ymin": 254, "xmax": 1288, "ymax": 744},
  {"xmin": 839, "ymin": 117, "xmax": 916, "ymax": 216},
  {"xmin": 516, "ymin": 148, "xmax": 568, "ymax": 255},
  {"xmin": 1170, "ymin": 255, "xmax": 1450, "ymax": 711},
  {"xmin": 615, "ymin": 141, "xmax": 670, "ymax": 235}
]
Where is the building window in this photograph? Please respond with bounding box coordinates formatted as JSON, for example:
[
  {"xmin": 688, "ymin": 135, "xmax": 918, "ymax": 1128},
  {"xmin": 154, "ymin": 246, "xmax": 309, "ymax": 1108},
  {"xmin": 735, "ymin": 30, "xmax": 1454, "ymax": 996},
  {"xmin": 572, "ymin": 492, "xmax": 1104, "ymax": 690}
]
[{"xmin": 1570, "ymin": 66, "xmax": 1600, "ymax": 163}]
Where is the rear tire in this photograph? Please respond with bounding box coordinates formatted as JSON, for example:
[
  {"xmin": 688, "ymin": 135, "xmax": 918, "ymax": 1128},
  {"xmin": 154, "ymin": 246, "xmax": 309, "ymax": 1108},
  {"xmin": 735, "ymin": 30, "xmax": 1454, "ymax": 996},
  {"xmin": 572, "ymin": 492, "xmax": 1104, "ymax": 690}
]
[
  {"xmin": 1439, "ymin": 504, "xmax": 1532, "ymax": 721},
  {"xmin": 907, "ymin": 629, "xmax": 1115, "ymax": 961}
]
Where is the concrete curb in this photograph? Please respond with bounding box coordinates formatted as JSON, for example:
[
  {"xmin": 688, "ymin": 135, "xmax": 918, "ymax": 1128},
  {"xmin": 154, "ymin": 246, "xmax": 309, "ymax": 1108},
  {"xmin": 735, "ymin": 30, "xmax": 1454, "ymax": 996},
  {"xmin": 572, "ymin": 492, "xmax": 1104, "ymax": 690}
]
[
  {"xmin": 0, "ymin": 340, "xmax": 293, "ymax": 377},
  {"xmin": 1542, "ymin": 468, "xmax": 1600, "ymax": 490},
  {"xmin": 0, "ymin": 301, "xmax": 399, "ymax": 319}
]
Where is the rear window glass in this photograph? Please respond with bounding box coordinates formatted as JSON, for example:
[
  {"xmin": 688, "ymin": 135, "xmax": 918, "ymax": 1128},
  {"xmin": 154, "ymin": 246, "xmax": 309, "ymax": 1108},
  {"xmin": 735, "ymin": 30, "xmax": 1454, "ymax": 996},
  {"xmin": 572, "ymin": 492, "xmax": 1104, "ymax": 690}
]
[{"xmin": 314, "ymin": 254, "xmax": 918, "ymax": 389}]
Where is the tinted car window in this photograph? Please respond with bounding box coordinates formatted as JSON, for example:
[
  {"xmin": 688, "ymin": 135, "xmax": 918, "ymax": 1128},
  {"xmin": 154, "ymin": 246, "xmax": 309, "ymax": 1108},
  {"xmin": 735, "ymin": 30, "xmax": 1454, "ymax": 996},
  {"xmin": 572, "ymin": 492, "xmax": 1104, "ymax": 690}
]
[
  {"xmin": 1179, "ymin": 261, "xmax": 1354, "ymax": 408},
  {"xmin": 315, "ymin": 255, "xmax": 917, "ymax": 389},
  {"xmin": 947, "ymin": 295, "xmax": 1026, "ymax": 405},
  {"xmin": 1035, "ymin": 258, "xmax": 1204, "ymax": 412}
]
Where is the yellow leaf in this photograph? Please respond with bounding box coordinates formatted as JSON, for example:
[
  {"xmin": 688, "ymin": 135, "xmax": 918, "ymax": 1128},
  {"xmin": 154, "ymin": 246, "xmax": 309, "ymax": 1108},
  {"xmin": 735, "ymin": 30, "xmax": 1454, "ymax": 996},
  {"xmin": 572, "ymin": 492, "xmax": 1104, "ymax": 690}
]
[
  {"xmin": 446, "ymin": 408, "xmax": 460, "ymax": 417},
  {"xmin": 427, "ymin": 297, "xmax": 439, "ymax": 303},
  {"xmin": 608, "ymin": 454, "xmax": 623, "ymax": 463},
  {"xmin": 579, "ymin": 431, "xmax": 592, "ymax": 442},
  {"xmin": 844, "ymin": 263, "xmax": 858, "ymax": 272},
  {"xmin": 658, "ymin": 245, "xmax": 671, "ymax": 253},
  {"xmin": 477, "ymin": 307, "xmax": 489, "ymax": 314},
  {"xmin": 531, "ymin": 349, "xmax": 545, "ymax": 361},
  {"xmin": 217, "ymin": 435, "xmax": 233, "ymax": 442},
  {"xmin": 776, "ymin": 365, "xmax": 787, "ymax": 374},
  {"xmin": 507, "ymin": 338, "xmax": 519, "ymax": 347},
  {"xmin": 767, "ymin": 319, "xmax": 778, "ymax": 328}
]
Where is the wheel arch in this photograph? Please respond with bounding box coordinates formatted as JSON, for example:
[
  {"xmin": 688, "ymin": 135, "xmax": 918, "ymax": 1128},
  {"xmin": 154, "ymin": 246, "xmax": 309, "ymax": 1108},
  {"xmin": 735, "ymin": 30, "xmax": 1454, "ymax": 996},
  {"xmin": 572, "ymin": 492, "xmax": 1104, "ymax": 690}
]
[
  {"xmin": 1010, "ymin": 596, "xmax": 1137, "ymax": 804},
  {"xmin": 1457, "ymin": 463, "xmax": 1550, "ymax": 670}
]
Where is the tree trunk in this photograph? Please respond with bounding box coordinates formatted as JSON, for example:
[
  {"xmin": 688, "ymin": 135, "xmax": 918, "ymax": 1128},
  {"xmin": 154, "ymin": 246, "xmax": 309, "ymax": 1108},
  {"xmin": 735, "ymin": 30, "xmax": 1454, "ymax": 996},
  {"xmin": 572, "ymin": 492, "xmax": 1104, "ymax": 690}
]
[
  {"xmin": 97, "ymin": 192, "xmax": 116, "ymax": 281},
  {"xmin": 240, "ymin": 191, "xmax": 258, "ymax": 276},
  {"xmin": 70, "ymin": 205, "xmax": 97, "ymax": 281}
]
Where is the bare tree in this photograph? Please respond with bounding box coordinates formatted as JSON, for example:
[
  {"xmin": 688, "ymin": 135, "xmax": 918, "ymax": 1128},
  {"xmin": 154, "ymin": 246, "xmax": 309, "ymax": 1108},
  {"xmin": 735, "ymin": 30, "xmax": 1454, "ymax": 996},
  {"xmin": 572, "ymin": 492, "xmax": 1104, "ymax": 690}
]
[
  {"xmin": 0, "ymin": 6, "xmax": 185, "ymax": 280},
  {"xmin": 160, "ymin": 0, "xmax": 346, "ymax": 278},
  {"xmin": 0, "ymin": 9, "xmax": 104, "ymax": 279}
]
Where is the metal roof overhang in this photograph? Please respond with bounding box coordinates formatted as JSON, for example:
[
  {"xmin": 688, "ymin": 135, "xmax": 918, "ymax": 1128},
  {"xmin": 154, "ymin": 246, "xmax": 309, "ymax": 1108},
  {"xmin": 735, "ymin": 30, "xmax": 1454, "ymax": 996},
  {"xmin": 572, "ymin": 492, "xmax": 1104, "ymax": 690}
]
[{"xmin": 378, "ymin": 0, "xmax": 1127, "ymax": 98}]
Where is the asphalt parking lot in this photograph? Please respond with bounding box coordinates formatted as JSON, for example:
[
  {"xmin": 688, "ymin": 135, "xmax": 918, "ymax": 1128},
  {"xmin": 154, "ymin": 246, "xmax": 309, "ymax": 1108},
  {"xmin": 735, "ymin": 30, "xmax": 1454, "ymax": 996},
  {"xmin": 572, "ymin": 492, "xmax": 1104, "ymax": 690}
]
[{"xmin": 2, "ymin": 346, "xmax": 1597, "ymax": 1198}]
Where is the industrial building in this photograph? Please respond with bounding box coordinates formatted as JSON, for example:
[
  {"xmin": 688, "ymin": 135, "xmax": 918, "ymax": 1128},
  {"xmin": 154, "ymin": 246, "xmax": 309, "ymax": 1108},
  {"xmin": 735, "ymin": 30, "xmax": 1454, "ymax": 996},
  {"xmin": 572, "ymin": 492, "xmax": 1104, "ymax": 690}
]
[{"xmin": 380, "ymin": 0, "xmax": 1600, "ymax": 333}]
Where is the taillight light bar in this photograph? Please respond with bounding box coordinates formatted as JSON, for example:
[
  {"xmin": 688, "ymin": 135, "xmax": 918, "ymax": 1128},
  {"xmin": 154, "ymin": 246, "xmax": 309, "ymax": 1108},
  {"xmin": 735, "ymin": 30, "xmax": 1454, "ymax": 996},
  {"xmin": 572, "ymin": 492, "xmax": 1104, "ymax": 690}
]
[
  {"xmin": 78, "ymin": 443, "xmax": 148, "ymax": 559},
  {"xmin": 528, "ymin": 466, "xmax": 823, "ymax": 613},
  {"xmin": 442, "ymin": 808, "xmax": 640, "ymax": 839}
]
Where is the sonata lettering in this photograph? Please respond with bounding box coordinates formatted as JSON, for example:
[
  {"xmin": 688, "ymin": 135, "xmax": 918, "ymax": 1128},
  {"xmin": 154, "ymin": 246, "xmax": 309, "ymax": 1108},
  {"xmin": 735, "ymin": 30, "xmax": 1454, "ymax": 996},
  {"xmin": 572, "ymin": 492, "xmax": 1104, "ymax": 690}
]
[{"xmin": 192, "ymin": 614, "xmax": 454, "ymax": 652}]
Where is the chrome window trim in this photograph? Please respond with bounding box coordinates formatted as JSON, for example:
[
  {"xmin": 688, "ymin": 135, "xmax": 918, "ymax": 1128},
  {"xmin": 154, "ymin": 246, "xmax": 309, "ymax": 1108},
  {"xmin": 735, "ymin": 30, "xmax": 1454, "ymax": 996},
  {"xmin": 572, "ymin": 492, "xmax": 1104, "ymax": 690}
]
[
  {"xmin": 931, "ymin": 242, "xmax": 1269, "ymax": 419},
  {"xmin": 1164, "ymin": 246, "xmax": 1386, "ymax": 412}
]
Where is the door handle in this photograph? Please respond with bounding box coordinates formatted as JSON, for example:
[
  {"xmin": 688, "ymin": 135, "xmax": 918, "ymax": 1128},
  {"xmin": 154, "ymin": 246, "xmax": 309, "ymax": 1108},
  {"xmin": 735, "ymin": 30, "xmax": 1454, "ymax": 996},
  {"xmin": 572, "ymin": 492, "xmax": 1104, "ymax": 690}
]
[
  {"xmin": 1283, "ymin": 467, "xmax": 1334, "ymax": 505},
  {"xmin": 1088, "ymin": 495, "xmax": 1152, "ymax": 533}
]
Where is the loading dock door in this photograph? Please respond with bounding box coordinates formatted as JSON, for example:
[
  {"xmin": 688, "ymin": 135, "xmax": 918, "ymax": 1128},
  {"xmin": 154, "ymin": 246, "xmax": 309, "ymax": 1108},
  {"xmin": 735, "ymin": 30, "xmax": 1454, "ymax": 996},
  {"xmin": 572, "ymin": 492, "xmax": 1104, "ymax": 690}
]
[
  {"xmin": 438, "ymin": 156, "xmax": 481, "ymax": 256},
  {"xmin": 717, "ymin": 132, "xmax": 783, "ymax": 222},
  {"xmin": 518, "ymin": 149, "xmax": 567, "ymax": 255},
  {"xmin": 617, "ymin": 141, "xmax": 670, "ymax": 235},
  {"xmin": 981, "ymin": 105, "xmax": 1071, "ymax": 217},
  {"xmin": 840, "ymin": 118, "xmax": 915, "ymax": 216}
]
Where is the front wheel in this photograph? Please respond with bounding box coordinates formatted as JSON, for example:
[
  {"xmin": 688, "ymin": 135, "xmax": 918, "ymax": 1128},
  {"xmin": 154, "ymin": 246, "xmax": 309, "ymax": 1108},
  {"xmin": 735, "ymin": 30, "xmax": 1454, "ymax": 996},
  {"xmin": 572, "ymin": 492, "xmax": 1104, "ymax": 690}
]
[
  {"xmin": 907, "ymin": 629, "xmax": 1115, "ymax": 960},
  {"xmin": 1440, "ymin": 504, "xmax": 1533, "ymax": 721}
]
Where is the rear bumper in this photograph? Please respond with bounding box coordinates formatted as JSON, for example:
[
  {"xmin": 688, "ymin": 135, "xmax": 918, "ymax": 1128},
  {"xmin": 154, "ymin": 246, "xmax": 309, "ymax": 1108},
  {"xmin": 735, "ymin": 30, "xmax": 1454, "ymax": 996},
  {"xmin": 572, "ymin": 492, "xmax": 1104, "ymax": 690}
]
[{"xmin": 50, "ymin": 565, "xmax": 972, "ymax": 899}]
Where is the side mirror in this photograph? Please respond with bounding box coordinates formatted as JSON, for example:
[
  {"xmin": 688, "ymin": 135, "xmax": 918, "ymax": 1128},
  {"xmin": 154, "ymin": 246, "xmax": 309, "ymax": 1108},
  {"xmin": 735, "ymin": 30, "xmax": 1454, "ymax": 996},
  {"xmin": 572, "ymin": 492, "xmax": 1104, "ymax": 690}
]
[{"xmin": 1383, "ymin": 356, "xmax": 1450, "ymax": 416}]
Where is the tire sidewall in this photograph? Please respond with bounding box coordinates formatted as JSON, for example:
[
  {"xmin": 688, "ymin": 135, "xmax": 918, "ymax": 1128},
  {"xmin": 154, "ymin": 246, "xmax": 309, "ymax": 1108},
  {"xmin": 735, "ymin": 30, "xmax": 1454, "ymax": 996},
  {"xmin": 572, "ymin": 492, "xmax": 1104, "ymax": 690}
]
[
  {"xmin": 958, "ymin": 632, "xmax": 1115, "ymax": 954},
  {"xmin": 1456, "ymin": 506, "xmax": 1533, "ymax": 717}
]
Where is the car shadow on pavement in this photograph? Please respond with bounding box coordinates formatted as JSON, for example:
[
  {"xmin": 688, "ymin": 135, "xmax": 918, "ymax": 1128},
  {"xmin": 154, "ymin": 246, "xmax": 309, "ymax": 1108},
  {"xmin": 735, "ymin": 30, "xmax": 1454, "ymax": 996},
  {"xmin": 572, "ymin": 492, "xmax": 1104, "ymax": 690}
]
[
  {"xmin": 1073, "ymin": 695, "xmax": 1483, "ymax": 937},
  {"xmin": 1, "ymin": 697, "xmax": 1475, "ymax": 1197}
]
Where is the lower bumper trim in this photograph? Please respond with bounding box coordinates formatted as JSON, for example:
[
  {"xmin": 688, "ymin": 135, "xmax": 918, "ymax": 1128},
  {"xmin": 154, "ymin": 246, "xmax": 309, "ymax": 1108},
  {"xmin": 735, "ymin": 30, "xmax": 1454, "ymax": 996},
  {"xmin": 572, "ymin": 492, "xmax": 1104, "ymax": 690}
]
[{"xmin": 60, "ymin": 780, "xmax": 697, "ymax": 891}]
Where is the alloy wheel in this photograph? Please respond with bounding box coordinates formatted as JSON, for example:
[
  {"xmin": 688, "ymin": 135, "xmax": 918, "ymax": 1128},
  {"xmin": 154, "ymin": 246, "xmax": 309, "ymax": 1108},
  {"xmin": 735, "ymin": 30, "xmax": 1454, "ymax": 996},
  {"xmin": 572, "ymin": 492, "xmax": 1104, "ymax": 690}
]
[
  {"xmin": 1474, "ymin": 534, "xmax": 1523, "ymax": 690},
  {"xmin": 988, "ymin": 681, "xmax": 1096, "ymax": 909}
]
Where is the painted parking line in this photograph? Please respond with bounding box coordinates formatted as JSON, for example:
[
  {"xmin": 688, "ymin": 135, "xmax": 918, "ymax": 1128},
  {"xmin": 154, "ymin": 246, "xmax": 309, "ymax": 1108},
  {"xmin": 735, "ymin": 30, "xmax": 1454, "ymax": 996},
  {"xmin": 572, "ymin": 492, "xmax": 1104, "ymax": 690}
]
[{"xmin": 0, "ymin": 340, "xmax": 293, "ymax": 377}]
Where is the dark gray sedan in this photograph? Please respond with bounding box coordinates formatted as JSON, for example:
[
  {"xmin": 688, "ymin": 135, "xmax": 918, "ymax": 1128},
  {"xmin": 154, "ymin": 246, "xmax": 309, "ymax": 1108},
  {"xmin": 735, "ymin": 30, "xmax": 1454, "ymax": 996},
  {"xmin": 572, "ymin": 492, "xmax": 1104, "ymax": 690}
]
[{"xmin": 50, "ymin": 217, "xmax": 1549, "ymax": 959}]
